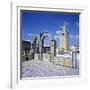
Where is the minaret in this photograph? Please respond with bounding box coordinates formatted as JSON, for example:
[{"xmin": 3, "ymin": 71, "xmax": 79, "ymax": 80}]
[{"xmin": 60, "ymin": 22, "xmax": 69, "ymax": 52}]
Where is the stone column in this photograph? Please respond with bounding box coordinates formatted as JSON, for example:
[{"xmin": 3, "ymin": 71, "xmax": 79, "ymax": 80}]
[
  {"xmin": 72, "ymin": 51, "xmax": 77, "ymax": 68},
  {"xmin": 39, "ymin": 40, "xmax": 43, "ymax": 60},
  {"xmin": 50, "ymin": 40, "xmax": 56, "ymax": 62},
  {"xmin": 33, "ymin": 42, "xmax": 36, "ymax": 53},
  {"xmin": 23, "ymin": 51, "xmax": 25, "ymax": 61},
  {"xmin": 30, "ymin": 43, "xmax": 34, "ymax": 59},
  {"xmin": 33, "ymin": 41, "xmax": 40, "ymax": 60}
]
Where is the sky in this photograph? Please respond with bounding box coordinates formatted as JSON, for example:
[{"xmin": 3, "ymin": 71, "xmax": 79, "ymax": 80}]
[{"xmin": 21, "ymin": 10, "xmax": 80, "ymax": 46}]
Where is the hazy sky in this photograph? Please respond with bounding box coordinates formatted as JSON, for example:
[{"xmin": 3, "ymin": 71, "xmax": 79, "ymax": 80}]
[{"xmin": 21, "ymin": 10, "xmax": 80, "ymax": 46}]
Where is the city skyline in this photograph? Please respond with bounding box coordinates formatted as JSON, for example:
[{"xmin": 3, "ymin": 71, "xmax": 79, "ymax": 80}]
[{"xmin": 21, "ymin": 10, "xmax": 80, "ymax": 46}]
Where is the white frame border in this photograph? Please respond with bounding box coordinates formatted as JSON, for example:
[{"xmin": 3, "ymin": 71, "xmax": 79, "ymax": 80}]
[{"xmin": 11, "ymin": 1, "xmax": 88, "ymax": 88}]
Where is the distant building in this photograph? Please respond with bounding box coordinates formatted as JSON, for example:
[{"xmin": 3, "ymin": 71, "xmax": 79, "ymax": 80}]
[
  {"xmin": 22, "ymin": 40, "xmax": 31, "ymax": 61},
  {"xmin": 22, "ymin": 40, "xmax": 31, "ymax": 54},
  {"xmin": 70, "ymin": 45, "xmax": 79, "ymax": 53}
]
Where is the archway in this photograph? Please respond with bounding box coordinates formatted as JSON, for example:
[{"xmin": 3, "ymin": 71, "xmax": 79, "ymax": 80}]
[
  {"xmin": 40, "ymin": 33, "xmax": 56, "ymax": 61},
  {"xmin": 42, "ymin": 35, "xmax": 51, "ymax": 61}
]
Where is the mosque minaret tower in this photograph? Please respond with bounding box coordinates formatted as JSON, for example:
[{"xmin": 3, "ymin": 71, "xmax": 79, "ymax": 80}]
[{"xmin": 60, "ymin": 22, "xmax": 69, "ymax": 52}]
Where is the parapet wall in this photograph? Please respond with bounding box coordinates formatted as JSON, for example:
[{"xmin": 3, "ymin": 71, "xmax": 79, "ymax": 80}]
[{"xmin": 53, "ymin": 56, "xmax": 72, "ymax": 67}]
